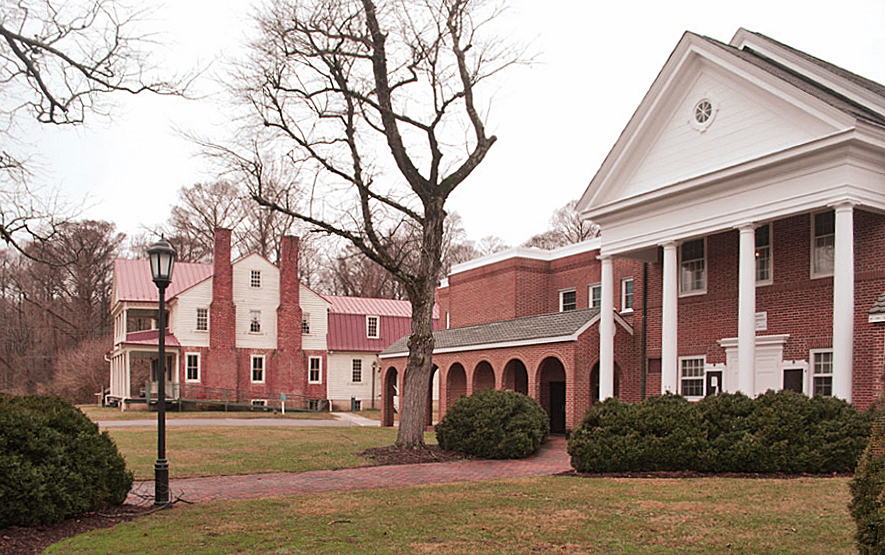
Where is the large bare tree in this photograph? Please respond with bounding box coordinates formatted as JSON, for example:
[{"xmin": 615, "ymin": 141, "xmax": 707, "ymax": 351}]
[{"xmin": 214, "ymin": 0, "xmax": 522, "ymax": 448}]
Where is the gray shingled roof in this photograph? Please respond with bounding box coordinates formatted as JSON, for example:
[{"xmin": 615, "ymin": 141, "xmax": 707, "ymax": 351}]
[
  {"xmin": 698, "ymin": 33, "xmax": 885, "ymax": 127},
  {"xmin": 871, "ymin": 292, "xmax": 885, "ymax": 318},
  {"xmin": 381, "ymin": 308, "xmax": 600, "ymax": 357}
]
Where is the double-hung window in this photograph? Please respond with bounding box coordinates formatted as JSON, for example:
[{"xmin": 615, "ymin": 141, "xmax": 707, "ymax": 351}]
[
  {"xmin": 352, "ymin": 359, "xmax": 363, "ymax": 383},
  {"xmin": 679, "ymin": 239, "xmax": 706, "ymax": 295},
  {"xmin": 186, "ymin": 353, "xmax": 200, "ymax": 382},
  {"xmin": 309, "ymin": 357, "xmax": 322, "ymax": 383},
  {"xmin": 249, "ymin": 311, "xmax": 261, "ymax": 333},
  {"xmin": 621, "ymin": 278, "xmax": 634, "ymax": 312},
  {"xmin": 755, "ymin": 224, "xmax": 772, "ymax": 284},
  {"xmin": 812, "ymin": 211, "xmax": 835, "ymax": 278},
  {"xmin": 196, "ymin": 308, "xmax": 208, "ymax": 331},
  {"xmin": 811, "ymin": 350, "xmax": 833, "ymax": 397},
  {"xmin": 559, "ymin": 289, "xmax": 577, "ymax": 312},
  {"xmin": 589, "ymin": 284, "xmax": 602, "ymax": 309},
  {"xmin": 679, "ymin": 356, "xmax": 705, "ymax": 397},
  {"xmin": 302, "ymin": 313, "xmax": 310, "ymax": 335},
  {"xmin": 250, "ymin": 270, "xmax": 261, "ymax": 288},
  {"xmin": 251, "ymin": 355, "xmax": 265, "ymax": 383}
]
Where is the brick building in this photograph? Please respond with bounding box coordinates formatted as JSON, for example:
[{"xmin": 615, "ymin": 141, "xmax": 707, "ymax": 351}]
[{"xmin": 380, "ymin": 28, "xmax": 885, "ymax": 432}]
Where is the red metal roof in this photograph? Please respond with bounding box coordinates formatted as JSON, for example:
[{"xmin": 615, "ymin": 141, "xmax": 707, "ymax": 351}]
[
  {"xmin": 122, "ymin": 329, "xmax": 182, "ymax": 348},
  {"xmin": 324, "ymin": 295, "xmax": 440, "ymax": 318},
  {"xmin": 326, "ymin": 313, "xmax": 413, "ymax": 352},
  {"xmin": 114, "ymin": 259, "xmax": 213, "ymax": 302}
]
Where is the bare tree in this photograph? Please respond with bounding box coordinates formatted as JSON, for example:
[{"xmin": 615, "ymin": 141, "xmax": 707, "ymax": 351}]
[
  {"xmin": 0, "ymin": 0, "xmax": 181, "ymax": 255},
  {"xmin": 523, "ymin": 199, "xmax": 599, "ymax": 249},
  {"xmin": 164, "ymin": 181, "xmax": 248, "ymax": 263},
  {"xmin": 210, "ymin": 0, "xmax": 522, "ymax": 448}
]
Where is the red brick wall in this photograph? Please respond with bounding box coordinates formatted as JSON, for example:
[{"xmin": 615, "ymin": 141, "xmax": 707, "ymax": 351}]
[
  {"xmin": 275, "ymin": 235, "xmax": 304, "ymax": 394},
  {"xmin": 207, "ymin": 228, "xmax": 238, "ymax": 390}
]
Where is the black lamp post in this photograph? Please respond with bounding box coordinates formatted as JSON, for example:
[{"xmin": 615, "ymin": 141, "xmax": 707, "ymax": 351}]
[{"xmin": 148, "ymin": 236, "xmax": 176, "ymax": 507}]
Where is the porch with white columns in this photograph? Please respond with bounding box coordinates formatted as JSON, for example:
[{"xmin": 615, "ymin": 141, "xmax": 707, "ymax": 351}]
[
  {"xmin": 661, "ymin": 242, "xmax": 678, "ymax": 393},
  {"xmin": 737, "ymin": 224, "xmax": 757, "ymax": 395},
  {"xmin": 599, "ymin": 255, "xmax": 615, "ymax": 399},
  {"xmin": 832, "ymin": 202, "xmax": 855, "ymax": 402}
]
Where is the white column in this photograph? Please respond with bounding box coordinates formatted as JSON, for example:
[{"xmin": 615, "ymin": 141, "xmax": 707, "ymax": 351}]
[
  {"xmin": 832, "ymin": 202, "xmax": 855, "ymax": 402},
  {"xmin": 737, "ymin": 224, "xmax": 757, "ymax": 396},
  {"xmin": 599, "ymin": 256, "xmax": 615, "ymax": 399},
  {"xmin": 661, "ymin": 242, "xmax": 679, "ymax": 394}
]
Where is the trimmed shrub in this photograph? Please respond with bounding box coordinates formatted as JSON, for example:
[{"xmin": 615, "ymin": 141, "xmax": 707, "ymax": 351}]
[
  {"xmin": 568, "ymin": 390, "xmax": 870, "ymax": 474},
  {"xmin": 0, "ymin": 395, "xmax": 133, "ymax": 527},
  {"xmin": 435, "ymin": 389, "xmax": 549, "ymax": 459},
  {"xmin": 850, "ymin": 411, "xmax": 885, "ymax": 554}
]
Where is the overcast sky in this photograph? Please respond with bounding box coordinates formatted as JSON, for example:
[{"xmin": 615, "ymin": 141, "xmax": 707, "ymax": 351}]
[{"xmin": 30, "ymin": 0, "xmax": 885, "ymax": 248}]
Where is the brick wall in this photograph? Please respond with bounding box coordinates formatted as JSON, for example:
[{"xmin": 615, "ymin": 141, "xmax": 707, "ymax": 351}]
[
  {"xmin": 207, "ymin": 228, "xmax": 238, "ymax": 390},
  {"xmin": 275, "ymin": 235, "xmax": 304, "ymax": 394}
]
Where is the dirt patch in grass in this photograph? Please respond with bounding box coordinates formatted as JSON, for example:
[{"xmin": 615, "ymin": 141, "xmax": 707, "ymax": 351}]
[
  {"xmin": 0, "ymin": 504, "xmax": 151, "ymax": 555},
  {"xmin": 359, "ymin": 445, "xmax": 468, "ymax": 465}
]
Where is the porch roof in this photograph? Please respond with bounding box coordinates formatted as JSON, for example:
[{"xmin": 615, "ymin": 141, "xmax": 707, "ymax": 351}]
[
  {"xmin": 380, "ymin": 308, "xmax": 600, "ymax": 357},
  {"xmin": 122, "ymin": 329, "xmax": 181, "ymax": 348}
]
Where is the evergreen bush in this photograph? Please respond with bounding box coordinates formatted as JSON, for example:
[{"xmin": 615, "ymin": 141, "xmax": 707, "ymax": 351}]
[
  {"xmin": 568, "ymin": 390, "xmax": 870, "ymax": 474},
  {"xmin": 850, "ymin": 409, "xmax": 885, "ymax": 554},
  {"xmin": 435, "ymin": 389, "xmax": 549, "ymax": 459},
  {"xmin": 0, "ymin": 395, "xmax": 133, "ymax": 527}
]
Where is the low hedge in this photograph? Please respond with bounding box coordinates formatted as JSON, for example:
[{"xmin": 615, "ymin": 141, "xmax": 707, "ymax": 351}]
[
  {"xmin": 568, "ymin": 390, "xmax": 870, "ymax": 474},
  {"xmin": 850, "ymin": 408, "xmax": 885, "ymax": 554},
  {"xmin": 435, "ymin": 389, "xmax": 549, "ymax": 459},
  {"xmin": 0, "ymin": 395, "xmax": 133, "ymax": 527}
]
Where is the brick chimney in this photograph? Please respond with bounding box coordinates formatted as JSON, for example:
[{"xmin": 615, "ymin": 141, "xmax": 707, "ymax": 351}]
[
  {"xmin": 275, "ymin": 235, "xmax": 304, "ymax": 394},
  {"xmin": 207, "ymin": 228, "xmax": 238, "ymax": 391}
]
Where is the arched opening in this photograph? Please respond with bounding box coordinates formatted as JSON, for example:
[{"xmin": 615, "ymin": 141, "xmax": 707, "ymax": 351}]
[
  {"xmin": 502, "ymin": 359, "xmax": 529, "ymax": 395},
  {"xmin": 473, "ymin": 360, "xmax": 495, "ymax": 391},
  {"xmin": 381, "ymin": 366, "xmax": 398, "ymax": 427},
  {"xmin": 590, "ymin": 362, "xmax": 621, "ymax": 404},
  {"xmin": 538, "ymin": 357, "xmax": 567, "ymax": 434},
  {"xmin": 446, "ymin": 363, "xmax": 467, "ymax": 412}
]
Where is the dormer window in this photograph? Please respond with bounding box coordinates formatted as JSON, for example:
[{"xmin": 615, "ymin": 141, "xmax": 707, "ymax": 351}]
[
  {"xmin": 250, "ymin": 270, "xmax": 261, "ymax": 288},
  {"xmin": 366, "ymin": 315, "xmax": 379, "ymax": 339}
]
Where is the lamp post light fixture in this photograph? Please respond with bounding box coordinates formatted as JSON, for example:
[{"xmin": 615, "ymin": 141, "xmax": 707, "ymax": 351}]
[{"xmin": 147, "ymin": 236, "xmax": 176, "ymax": 507}]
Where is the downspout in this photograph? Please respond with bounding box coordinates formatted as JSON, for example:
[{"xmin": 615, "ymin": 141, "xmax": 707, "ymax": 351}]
[{"xmin": 640, "ymin": 262, "xmax": 648, "ymax": 400}]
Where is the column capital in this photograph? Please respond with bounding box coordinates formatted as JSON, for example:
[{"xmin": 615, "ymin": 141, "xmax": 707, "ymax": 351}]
[
  {"xmin": 734, "ymin": 222, "xmax": 757, "ymax": 232},
  {"xmin": 829, "ymin": 200, "xmax": 859, "ymax": 212},
  {"xmin": 659, "ymin": 240, "xmax": 679, "ymax": 249},
  {"xmin": 597, "ymin": 254, "xmax": 613, "ymax": 261}
]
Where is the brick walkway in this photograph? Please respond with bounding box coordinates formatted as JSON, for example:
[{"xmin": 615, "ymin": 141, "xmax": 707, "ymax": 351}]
[{"xmin": 128, "ymin": 437, "xmax": 571, "ymax": 505}]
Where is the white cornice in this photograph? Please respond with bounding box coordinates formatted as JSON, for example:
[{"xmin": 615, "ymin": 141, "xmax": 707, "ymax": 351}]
[{"xmin": 448, "ymin": 239, "xmax": 601, "ymax": 277}]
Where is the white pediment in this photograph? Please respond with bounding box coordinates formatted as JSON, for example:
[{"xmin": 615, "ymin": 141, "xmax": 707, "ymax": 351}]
[{"xmin": 580, "ymin": 33, "xmax": 854, "ymax": 212}]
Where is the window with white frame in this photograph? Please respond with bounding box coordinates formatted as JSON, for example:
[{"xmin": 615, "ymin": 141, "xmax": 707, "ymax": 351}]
[
  {"xmin": 196, "ymin": 308, "xmax": 208, "ymax": 331},
  {"xmin": 249, "ymin": 311, "xmax": 261, "ymax": 333},
  {"xmin": 366, "ymin": 315, "xmax": 379, "ymax": 339},
  {"xmin": 251, "ymin": 355, "xmax": 265, "ymax": 383},
  {"xmin": 309, "ymin": 356, "xmax": 322, "ymax": 383},
  {"xmin": 679, "ymin": 239, "xmax": 706, "ymax": 295},
  {"xmin": 679, "ymin": 356, "xmax": 705, "ymax": 397},
  {"xmin": 621, "ymin": 278, "xmax": 634, "ymax": 312},
  {"xmin": 755, "ymin": 224, "xmax": 772, "ymax": 284},
  {"xmin": 352, "ymin": 359, "xmax": 363, "ymax": 383},
  {"xmin": 301, "ymin": 313, "xmax": 310, "ymax": 335},
  {"xmin": 589, "ymin": 284, "xmax": 602, "ymax": 309},
  {"xmin": 811, "ymin": 350, "xmax": 833, "ymax": 397},
  {"xmin": 185, "ymin": 353, "xmax": 200, "ymax": 382},
  {"xmin": 812, "ymin": 211, "xmax": 835, "ymax": 278},
  {"xmin": 250, "ymin": 270, "xmax": 261, "ymax": 288},
  {"xmin": 559, "ymin": 289, "xmax": 577, "ymax": 312}
]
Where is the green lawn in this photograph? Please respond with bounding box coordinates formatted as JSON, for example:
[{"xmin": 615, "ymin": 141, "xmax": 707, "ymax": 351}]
[
  {"xmin": 46, "ymin": 475, "xmax": 855, "ymax": 554},
  {"xmin": 80, "ymin": 405, "xmax": 335, "ymax": 421},
  {"xmin": 107, "ymin": 426, "xmax": 411, "ymax": 479}
]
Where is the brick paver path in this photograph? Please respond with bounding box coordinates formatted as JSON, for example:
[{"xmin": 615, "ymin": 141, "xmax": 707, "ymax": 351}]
[{"xmin": 128, "ymin": 437, "xmax": 570, "ymax": 505}]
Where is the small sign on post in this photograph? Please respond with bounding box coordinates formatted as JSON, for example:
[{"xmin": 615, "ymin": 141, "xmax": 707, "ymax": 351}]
[{"xmin": 281, "ymin": 393, "xmax": 286, "ymax": 415}]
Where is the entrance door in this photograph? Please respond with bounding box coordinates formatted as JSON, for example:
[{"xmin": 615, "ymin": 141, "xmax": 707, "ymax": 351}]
[
  {"xmin": 783, "ymin": 368, "xmax": 803, "ymax": 393},
  {"xmin": 705, "ymin": 371, "xmax": 723, "ymax": 396},
  {"xmin": 549, "ymin": 382, "xmax": 566, "ymax": 434}
]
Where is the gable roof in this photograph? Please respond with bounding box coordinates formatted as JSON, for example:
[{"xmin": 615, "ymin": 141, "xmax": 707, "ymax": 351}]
[
  {"xmin": 113, "ymin": 259, "xmax": 213, "ymax": 303},
  {"xmin": 380, "ymin": 308, "xmax": 604, "ymax": 357},
  {"xmin": 324, "ymin": 295, "xmax": 439, "ymax": 319}
]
